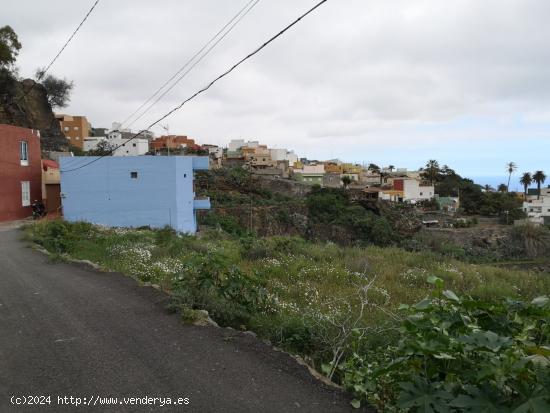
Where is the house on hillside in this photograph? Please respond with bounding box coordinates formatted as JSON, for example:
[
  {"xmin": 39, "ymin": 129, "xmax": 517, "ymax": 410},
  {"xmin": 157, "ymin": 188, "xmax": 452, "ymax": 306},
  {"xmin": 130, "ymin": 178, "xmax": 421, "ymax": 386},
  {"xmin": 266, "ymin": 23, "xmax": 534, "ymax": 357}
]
[
  {"xmin": 0, "ymin": 124, "xmax": 42, "ymax": 221},
  {"xmin": 392, "ymin": 178, "xmax": 435, "ymax": 203},
  {"xmin": 55, "ymin": 114, "xmax": 91, "ymax": 149},
  {"xmin": 292, "ymin": 164, "xmax": 325, "ymax": 185},
  {"xmin": 523, "ymin": 186, "xmax": 550, "ymax": 225},
  {"xmin": 83, "ymin": 136, "xmax": 150, "ymax": 156},
  {"xmin": 60, "ymin": 156, "xmax": 210, "ymax": 233}
]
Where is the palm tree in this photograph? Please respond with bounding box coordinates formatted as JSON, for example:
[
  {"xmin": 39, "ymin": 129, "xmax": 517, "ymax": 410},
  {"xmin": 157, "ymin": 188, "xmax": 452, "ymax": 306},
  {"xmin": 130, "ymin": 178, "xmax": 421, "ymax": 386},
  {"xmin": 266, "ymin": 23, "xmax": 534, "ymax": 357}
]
[
  {"xmin": 497, "ymin": 183, "xmax": 508, "ymax": 193},
  {"xmin": 388, "ymin": 165, "xmax": 395, "ymax": 172},
  {"xmin": 483, "ymin": 184, "xmax": 494, "ymax": 192},
  {"xmin": 423, "ymin": 160, "xmax": 440, "ymax": 186},
  {"xmin": 519, "ymin": 172, "xmax": 532, "ymax": 196},
  {"xmin": 506, "ymin": 162, "xmax": 517, "ymax": 192},
  {"xmin": 532, "ymin": 170, "xmax": 547, "ymax": 200}
]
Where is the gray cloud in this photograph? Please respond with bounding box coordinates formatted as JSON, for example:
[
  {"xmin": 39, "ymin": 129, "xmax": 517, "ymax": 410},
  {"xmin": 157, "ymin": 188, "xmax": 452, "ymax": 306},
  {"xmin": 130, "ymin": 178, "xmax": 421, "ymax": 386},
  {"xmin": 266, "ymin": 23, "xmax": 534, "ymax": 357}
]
[{"xmin": 2, "ymin": 0, "xmax": 550, "ymax": 174}]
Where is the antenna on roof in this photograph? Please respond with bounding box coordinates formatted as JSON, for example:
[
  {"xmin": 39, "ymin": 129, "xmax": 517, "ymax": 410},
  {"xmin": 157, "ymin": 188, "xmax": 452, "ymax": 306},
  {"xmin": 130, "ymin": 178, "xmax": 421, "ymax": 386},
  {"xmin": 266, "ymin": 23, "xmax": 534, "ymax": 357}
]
[{"xmin": 161, "ymin": 124, "xmax": 170, "ymax": 155}]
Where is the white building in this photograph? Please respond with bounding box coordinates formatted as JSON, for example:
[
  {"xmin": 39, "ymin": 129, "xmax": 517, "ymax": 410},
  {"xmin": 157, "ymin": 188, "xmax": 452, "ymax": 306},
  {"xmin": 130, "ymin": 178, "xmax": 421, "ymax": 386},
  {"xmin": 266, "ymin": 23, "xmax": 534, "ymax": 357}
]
[
  {"xmin": 270, "ymin": 149, "xmax": 298, "ymax": 166},
  {"xmin": 84, "ymin": 137, "xmax": 149, "ymax": 157},
  {"xmin": 402, "ymin": 179, "xmax": 435, "ymax": 203},
  {"xmin": 523, "ymin": 187, "xmax": 550, "ymax": 225},
  {"xmin": 228, "ymin": 139, "xmax": 260, "ymax": 152}
]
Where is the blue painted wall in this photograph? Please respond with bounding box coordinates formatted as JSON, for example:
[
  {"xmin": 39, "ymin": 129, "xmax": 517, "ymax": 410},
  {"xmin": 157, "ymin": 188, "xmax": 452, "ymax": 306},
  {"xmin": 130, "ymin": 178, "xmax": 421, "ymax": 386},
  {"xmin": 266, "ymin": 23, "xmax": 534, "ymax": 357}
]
[{"xmin": 60, "ymin": 156, "xmax": 210, "ymax": 233}]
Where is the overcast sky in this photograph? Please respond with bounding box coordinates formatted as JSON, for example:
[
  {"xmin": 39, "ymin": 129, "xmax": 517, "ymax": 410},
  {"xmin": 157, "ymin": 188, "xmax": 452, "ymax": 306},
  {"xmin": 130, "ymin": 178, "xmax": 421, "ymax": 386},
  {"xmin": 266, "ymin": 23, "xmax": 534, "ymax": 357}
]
[{"xmin": 3, "ymin": 0, "xmax": 550, "ymax": 186}]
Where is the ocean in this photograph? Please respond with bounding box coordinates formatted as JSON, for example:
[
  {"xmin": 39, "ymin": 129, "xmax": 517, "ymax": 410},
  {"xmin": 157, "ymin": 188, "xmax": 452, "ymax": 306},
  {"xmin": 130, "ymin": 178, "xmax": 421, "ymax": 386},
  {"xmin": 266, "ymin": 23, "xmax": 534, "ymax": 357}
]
[{"xmin": 468, "ymin": 176, "xmax": 527, "ymax": 192}]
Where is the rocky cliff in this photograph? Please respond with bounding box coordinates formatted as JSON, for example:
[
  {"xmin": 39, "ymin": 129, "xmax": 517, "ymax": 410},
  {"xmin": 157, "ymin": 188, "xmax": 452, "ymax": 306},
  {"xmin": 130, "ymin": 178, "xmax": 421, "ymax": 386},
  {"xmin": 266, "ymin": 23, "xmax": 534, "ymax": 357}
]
[{"xmin": 0, "ymin": 75, "xmax": 67, "ymax": 150}]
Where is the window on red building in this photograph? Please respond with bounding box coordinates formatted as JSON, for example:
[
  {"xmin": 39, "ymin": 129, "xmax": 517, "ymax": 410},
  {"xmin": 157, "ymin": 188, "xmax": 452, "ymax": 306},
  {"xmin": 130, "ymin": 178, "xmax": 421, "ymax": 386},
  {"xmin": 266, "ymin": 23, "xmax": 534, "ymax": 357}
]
[
  {"xmin": 21, "ymin": 181, "xmax": 30, "ymax": 206},
  {"xmin": 20, "ymin": 141, "xmax": 29, "ymax": 166}
]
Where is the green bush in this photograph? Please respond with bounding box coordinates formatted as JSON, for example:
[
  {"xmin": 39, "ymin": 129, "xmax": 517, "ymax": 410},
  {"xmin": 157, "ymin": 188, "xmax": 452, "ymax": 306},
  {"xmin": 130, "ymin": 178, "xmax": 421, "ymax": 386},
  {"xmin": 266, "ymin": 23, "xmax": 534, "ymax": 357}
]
[
  {"xmin": 170, "ymin": 253, "xmax": 268, "ymax": 326},
  {"xmin": 339, "ymin": 276, "xmax": 550, "ymax": 411},
  {"xmin": 200, "ymin": 212, "xmax": 246, "ymax": 236}
]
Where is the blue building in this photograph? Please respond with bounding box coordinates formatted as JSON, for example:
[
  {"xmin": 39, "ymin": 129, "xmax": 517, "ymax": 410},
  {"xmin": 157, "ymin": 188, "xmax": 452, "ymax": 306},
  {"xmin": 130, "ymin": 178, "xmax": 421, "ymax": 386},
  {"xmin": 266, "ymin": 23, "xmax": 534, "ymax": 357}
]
[{"xmin": 60, "ymin": 156, "xmax": 210, "ymax": 234}]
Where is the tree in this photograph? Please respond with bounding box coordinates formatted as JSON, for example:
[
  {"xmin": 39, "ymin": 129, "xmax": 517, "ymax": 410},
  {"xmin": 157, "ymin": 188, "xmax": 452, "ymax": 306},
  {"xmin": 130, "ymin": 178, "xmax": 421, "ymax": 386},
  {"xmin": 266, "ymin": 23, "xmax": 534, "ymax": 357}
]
[
  {"xmin": 506, "ymin": 162, "xmax": 517, "ymax": 191},
  {"xmin": 483, "ymin": 184, "xmax": 494, "ymax": 192},
  {"xmin": 421, "ymin": 160, "xmax": 440, "ymax": 185},
  {"xmin": 341, "ymin": 175, "xmax": 352, "ymax": 189},
  {"xmin": 497, "ymin": 183, "xmax": 508, "ymax": 193},
  {"xmin": 35, "ymin": 69, "xmax": 74, "ymax": 108},
  {"xmin": 519, "ymin": 172, "xmax": 532, "ymax": 196},
  {"xmin": 532, "ymin": 170, "xmax": 547, "ymax": 200},
  {"xmin": 388, "ymin": 165, "xmax": 395, "ymax": 172},
  {"xmin": 367, "ymin": 163, "xmax": 380, "ymax": 172},
  {"xmin": 87, "ymin": 140, "xmax": 115, "ymax": 156},
  {"xmin": 0, "ymin": 25, "xmax": 21, "ymax": 70}
]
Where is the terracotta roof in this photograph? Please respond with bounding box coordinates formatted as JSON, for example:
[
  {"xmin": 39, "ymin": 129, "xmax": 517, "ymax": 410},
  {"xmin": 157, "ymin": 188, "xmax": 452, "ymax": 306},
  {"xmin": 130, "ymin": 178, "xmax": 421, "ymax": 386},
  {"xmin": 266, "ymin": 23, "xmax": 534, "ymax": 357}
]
[{"xmin": 42, "ymin": 159, "xmax": 59, "ymax": 171}]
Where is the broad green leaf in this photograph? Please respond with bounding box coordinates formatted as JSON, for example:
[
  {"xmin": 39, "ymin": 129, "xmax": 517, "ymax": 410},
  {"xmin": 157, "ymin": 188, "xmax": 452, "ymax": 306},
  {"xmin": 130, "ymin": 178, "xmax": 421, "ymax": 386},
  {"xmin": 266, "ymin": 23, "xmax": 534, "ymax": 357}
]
[
  {"xmin": 350, "ymin": 399, "xmax": 361, "ymax": 409},
  {"xmin": 459, "ymin": 330, "xmax": 513, "ymax": 352},
  {"xmin": 531, "ymin": 296, "xmax": 549, "ymax": 307},
  {"xmin": 398, "ymin": 379, "xmax": 452, "ymax": 413},
  {"xmin": 434, "ymin": 353, "xmax": 456, "ymax": 360},
  {"xmin": 413, "ymin": 298, "xmax": 433, "ymax": 310},
  {"xmin": 443, "ymin": 290, "xmax": 460, "ymax": 302},
  {"xmin": 523, "ymin": 354, "xmax": 550, "ymax": 367},
  {"xmin": 451, "ymin": 393, "xmax": 510, "ymax": 413},
  {"xmin": 512, "ymin": 385, "xmax": 550, "ymax": 413},
  {"xmin": 321, "ymin": 363, "xmax": 332, "ymax": 375},
  {"xmin": 427, "ymin": 275, "xmax": 444, "ymax": 288}
]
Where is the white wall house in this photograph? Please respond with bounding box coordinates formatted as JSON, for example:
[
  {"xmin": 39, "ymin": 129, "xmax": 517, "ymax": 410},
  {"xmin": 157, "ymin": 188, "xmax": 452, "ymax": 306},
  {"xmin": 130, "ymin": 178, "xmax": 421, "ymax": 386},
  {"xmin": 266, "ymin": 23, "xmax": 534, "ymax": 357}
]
[
  {"xmin": 270, "ymin": 149, "xmax": 298, "ymax": 165},
  {"xmin": 84, "ymin": 137, "xmax": 149, "ymax": 156},
  {"xmin": 403, "ymin": 179, "xmax": 435, "ymax": 203},
  {"xmin": 523, "ymin": 187, "xmax": 550, "ymax": 225}
]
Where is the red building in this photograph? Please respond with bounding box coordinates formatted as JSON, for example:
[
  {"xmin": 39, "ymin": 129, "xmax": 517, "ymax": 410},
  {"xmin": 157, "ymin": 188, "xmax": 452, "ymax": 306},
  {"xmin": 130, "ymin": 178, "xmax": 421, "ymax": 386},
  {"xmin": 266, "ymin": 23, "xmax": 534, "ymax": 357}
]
[{"xmin": 0, "ymin": 124, "xmax": 42, "ymax": 222}]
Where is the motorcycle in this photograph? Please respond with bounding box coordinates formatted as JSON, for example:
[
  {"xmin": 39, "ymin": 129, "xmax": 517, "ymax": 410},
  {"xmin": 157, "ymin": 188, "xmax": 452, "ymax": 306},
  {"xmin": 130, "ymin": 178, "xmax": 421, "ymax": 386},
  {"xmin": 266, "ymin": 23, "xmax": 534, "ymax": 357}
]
[{"xmin": 31, "ymin": 200, "xmax": 46, "ymax": 220}]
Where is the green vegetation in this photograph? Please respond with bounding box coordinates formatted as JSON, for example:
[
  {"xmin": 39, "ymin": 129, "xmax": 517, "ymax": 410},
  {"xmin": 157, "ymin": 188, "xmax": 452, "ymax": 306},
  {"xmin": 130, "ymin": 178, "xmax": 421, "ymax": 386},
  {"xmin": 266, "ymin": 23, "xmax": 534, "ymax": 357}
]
[
  {"xmin": 339, "ymin": 278, "xmax": 550, "ymax": 411},
  {"xmin": 421, "ymin": 160, "xmax": 525, "ymax": 220},
  {"xmin": 25, "ymin": 220, "xmax": 550, "ymax": 411}
]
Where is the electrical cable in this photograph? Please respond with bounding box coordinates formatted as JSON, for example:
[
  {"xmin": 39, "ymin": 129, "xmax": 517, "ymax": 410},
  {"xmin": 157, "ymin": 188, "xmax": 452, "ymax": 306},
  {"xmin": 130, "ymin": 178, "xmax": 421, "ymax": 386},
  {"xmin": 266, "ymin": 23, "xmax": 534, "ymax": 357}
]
[
  {"xmin": 120, "ymin": 0, "xmax": 260, "ymax": 130},
  {"xmin": 61, "ymin": 0, "xmax": 330, "ymax": 173}
]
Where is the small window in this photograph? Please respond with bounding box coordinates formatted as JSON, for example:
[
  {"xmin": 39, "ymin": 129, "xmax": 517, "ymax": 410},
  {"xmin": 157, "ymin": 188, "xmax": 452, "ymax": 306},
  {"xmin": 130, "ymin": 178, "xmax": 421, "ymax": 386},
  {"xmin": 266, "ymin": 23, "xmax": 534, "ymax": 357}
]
[
  {"xmin": 132, "ymin": 143, "xmax": 136, "ymax": 147},
  {"xmin": 20, "ymin": 141, "xmax": 29, "ymax": 166},
  {"xmin": 130, "ymin": 172, "xmax": 138, "ymax": 179},
  {"xmin": 419, "ymin": 192, "xmax": 423, "ymax": 196},
  {"xmin": 74, "ymin": 126, "xmax": 79, "ymax": 131},
  {"xmin": 75, "ymin": 136, "xmax": 80, "ymax": 140},
  {"xmin": 21, "ymin": 181, "xmax": 30, "ymax": 206},
  {"xmin": 184, "ymin": 173, "xmax": 187, "ymax": 178},
  {"xmin": 64, "ymin": 126, "xmax": 69, "ymax": 132}
]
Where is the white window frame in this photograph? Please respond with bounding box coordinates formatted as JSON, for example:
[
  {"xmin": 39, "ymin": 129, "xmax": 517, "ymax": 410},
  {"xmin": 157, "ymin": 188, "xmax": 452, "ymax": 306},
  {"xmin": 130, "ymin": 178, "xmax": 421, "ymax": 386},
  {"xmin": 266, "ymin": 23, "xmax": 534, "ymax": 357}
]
[
  {"xmin": 20, "ymin": 141, "xmax": 29, "ymax": 166},
  {"xmin": 21, "ymin": 181, "xmax": 30, "ymax": 206}
]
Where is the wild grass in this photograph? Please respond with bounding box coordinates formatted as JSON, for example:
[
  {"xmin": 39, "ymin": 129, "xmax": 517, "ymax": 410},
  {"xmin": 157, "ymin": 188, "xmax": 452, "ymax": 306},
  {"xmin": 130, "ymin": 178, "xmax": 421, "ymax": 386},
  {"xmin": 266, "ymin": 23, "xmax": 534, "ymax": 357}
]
[{"xmin": 24, "ymin": 220, "xmax": 550, "ymax": 408}]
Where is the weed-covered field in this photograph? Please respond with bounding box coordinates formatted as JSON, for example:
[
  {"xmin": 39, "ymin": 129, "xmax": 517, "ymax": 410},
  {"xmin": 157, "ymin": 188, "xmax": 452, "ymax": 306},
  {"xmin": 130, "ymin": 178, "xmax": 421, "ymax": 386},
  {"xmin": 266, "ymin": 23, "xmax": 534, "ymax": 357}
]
[{"xmin": 25, "ymin": 220, "xmax": 550, "ymax": 412}]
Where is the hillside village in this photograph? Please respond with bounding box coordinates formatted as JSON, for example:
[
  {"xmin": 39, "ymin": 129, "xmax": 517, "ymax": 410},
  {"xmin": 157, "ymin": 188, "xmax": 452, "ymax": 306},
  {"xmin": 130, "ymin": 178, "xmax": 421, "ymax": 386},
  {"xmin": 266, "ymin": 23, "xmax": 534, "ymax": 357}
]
[
  {"xmin": 2, "ymin": 5, "xmax": 550, "ymax": 412},
  {"xmin": 2, "ymin": 111, "xmax": 549, "ymax": 229}
]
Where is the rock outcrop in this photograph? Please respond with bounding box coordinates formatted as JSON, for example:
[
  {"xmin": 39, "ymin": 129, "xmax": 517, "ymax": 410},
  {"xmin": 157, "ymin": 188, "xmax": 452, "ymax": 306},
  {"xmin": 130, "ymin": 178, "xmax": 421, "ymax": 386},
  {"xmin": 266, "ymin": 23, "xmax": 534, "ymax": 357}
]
[{"xmin": 0, "ymin": 75, "xmax": 66, "ymax": 150}]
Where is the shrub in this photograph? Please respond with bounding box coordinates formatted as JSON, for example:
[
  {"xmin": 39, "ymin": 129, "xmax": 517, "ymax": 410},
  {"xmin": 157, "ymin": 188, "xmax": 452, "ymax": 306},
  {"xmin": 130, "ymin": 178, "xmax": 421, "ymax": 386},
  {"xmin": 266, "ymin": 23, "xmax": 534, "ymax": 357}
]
[
  {"xmin": 511, "ymin": 224, "xmax": 550, "ymax": 258},
  {"xmin": 339, "ymin": 276, "xmax": 550, "ymax": 411},
  {"xmin": 200, "ymin": 212, "xmax": 246, "ymax": 236},
  {"xmin": 170, "ymin": 253, "xmax": 268, "ymax": 326}
]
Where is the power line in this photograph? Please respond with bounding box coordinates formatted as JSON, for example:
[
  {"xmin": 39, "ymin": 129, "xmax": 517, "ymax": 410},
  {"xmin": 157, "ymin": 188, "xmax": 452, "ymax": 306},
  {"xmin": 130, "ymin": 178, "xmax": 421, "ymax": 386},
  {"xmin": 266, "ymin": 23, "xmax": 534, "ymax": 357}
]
[
  {"xmin": 61, "ymin": 0, "xmax": 331, "ymax": 173},
  {"xmin": 121, "ymin": 0, "xmax": 261, "ymax": 130},
  {"xmin": 41, "ymin": 0, "xmax": 101, "ymax": 80},
  {"xmin": 16, "ymin": 0, "xmax": 101, "ymax": 103}
]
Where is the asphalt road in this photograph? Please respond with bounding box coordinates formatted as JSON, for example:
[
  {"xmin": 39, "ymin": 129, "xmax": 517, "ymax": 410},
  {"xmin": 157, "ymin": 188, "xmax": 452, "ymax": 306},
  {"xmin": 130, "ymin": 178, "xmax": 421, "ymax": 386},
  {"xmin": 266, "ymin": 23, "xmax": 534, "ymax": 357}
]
[{"xmin": 0, "ymin": 227, "xmax": 369, "ymax": 412}]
